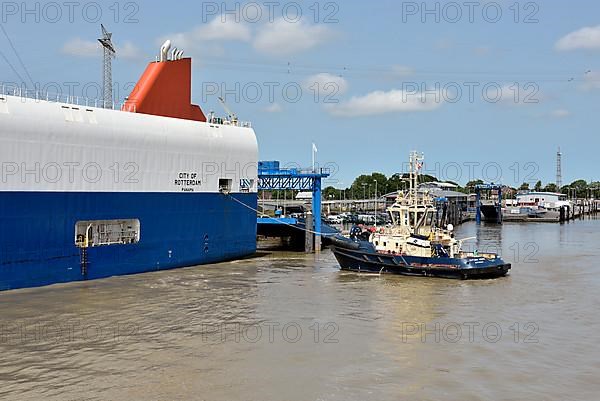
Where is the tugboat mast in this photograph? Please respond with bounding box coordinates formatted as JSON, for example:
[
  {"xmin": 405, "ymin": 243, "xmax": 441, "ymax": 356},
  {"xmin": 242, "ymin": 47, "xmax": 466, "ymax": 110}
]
[{"xmin": 408, "ymin": 151, "xmax": 425, "ymax": 226}]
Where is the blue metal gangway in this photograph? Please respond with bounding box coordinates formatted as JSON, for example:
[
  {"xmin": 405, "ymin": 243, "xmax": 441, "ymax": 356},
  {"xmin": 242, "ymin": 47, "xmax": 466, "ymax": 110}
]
[{"xmin": 257, "ymin": 161, "xmax": 330, "ymax": 250}]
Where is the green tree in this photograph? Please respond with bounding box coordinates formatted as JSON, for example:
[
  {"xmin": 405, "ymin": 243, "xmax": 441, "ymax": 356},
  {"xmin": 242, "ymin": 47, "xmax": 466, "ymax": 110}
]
[
  {"xmin": 420, "ymin": 174, "xmax": 438, "ymax": 184},
  {"xmin": 387, "ymin": 173, "xmax": 407, "ymax": 193},
  {"xmin": 351, "ymin": 173, "xmax": 388, "ymax": 199},
  {"xmin": 372, "ymin": 172, "xmax": 388, "ymax": 197},
  {"xmin": 466, "ymin": 179, "xmax": 484, "ymax": 189},
  {"xmin": 563, "ymin": 180, "xmax": 589, "ymax": 198},
  {"xmin": 534, "ymin": 180, "xmax": 543, "ymax": 191},
  {"xmin": 543, "ymin": 183, "xmax": 558, "ymax": 193},
  {"xmin": 323, "ymin": 186, "xmax": 339, "ymax": 200},
  {"xmin": 519, "ymin": 182, "xmax": 530, "ymax": 191},
  {"xmin": 590, "ymin": 182, "xmax": 600, "ymax": 199}
]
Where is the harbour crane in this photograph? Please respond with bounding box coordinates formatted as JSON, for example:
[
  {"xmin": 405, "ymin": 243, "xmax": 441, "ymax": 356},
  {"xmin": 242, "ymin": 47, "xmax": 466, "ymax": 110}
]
[{"xmin": 218, "ymin": 96, "xmax": 238, "ymax": 125}]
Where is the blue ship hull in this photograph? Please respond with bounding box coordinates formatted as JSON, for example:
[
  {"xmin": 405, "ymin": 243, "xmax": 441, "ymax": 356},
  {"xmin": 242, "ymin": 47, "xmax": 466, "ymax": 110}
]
[{"xmin": 0, "ymin": 192, "xmax": 257, "ymax": 291}]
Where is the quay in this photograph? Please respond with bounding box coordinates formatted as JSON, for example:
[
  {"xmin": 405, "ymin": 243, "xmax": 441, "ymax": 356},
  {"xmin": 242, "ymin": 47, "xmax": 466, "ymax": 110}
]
[
  {"xmin": 473, "ymin": 186, "xmax": 600, "ymax": 224},
  {"xmin": 256, "ymin": 216, "xmax": 339, "ymax": 251},
  {"xmin": 257, "ymin": 167, "xmax": 600, "ymax": 253}
]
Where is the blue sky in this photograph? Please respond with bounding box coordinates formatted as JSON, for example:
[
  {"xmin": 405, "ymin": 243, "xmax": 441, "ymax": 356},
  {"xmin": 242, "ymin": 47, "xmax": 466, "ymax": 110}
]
[{"xmin": 1, "ymin": 0, "xmax": 599, "ymax": 188}]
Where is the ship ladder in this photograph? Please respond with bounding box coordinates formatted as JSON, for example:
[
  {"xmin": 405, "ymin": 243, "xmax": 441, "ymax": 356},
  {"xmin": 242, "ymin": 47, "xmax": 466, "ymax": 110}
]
[
  {"xmin": 80, "ymin": 248, "xmax": 89, "ymax": 278},
  {"xmin": 79, "ymin": 223, "xmax": 93, "ymax": 278}
]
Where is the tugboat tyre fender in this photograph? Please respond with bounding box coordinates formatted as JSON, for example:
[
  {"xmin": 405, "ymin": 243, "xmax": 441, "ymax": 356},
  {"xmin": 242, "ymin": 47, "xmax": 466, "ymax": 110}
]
[{"xmin": 330, "ymin": 236, "xmax": 361, "ymax": 250}]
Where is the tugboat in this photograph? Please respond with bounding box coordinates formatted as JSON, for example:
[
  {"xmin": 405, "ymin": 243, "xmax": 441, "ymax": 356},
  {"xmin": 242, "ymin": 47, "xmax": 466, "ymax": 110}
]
[{"xmin": 330, "ymin": 152, "xmax": 511, "ymax": 280}]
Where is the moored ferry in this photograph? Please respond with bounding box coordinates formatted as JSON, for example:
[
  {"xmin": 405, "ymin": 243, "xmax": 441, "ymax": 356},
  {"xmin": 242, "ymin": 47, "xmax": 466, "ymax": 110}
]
[{"xmin": 0, "ymin": 41, "xmax": 258, "ymax": 291}]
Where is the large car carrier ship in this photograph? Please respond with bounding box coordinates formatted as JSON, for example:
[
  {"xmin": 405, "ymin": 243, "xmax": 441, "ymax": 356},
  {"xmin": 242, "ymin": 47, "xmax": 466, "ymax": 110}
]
[{"xmin": 0, "ymin": 40, "xmax": 259, "ymax": 291}]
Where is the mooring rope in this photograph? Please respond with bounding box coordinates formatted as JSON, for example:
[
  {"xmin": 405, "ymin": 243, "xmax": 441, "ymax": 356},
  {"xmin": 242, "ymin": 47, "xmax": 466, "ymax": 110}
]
[{"xmin": 226, "ymin": 194, "xmax": 325, "ymax": 236}]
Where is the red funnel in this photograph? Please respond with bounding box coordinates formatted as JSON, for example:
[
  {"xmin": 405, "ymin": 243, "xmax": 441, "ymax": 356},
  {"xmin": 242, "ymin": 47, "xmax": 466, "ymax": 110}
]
[{"xmin": 123, "ymin": 58, "xmax": 206, "ymax": 122}]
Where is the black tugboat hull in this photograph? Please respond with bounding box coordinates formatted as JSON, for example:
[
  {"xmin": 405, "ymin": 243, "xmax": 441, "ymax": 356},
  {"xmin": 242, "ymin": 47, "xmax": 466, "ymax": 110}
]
[{"xmin": 330, "ymin": 237, "xmax": 511, "ymax": 280}]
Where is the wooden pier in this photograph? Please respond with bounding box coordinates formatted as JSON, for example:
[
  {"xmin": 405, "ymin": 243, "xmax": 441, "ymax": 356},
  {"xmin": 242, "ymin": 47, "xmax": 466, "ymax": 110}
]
[{"xmin": 567, "ymin": 199, "xmax": 600, "ymax": 220}]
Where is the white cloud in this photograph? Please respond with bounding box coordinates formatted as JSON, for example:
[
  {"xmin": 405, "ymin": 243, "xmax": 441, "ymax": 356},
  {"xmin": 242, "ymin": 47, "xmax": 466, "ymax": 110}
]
[
  {"xmin": 556, "ymin": 25, "xmax": 600, "ymax": 51},
  {"xmin": 533, "ymin": 109, "xmax": 572, "ymax": 119},
  {"xmin": 304, "ymin": 73, "xmax": 349, "ymax": 95},
  {"xmin": 169, "ymin": 17, "xmax": 252, "ymax": 49},
  {"xmin": 326, "ymin": 89, "xmax": 443, "ymax": 117},
  {"xmin": 580, "ymin": 71, "xmax": 600, "ymax": 91},
  {"xmin": 61, "ymin": 38, "xmax": 99, "ymax": 58},
  {"xmin": 158, "ymin": 16, "xmax": 337, "ymax": 58},
  {"xmin": 390, "ymin": 65, "xmax": 414, "ymax": 77},
  {"xmin": 159, "ymin": 17, "xmax": 251, "ymax": 58},
  {"xmin": 550, "ymin": 109, "xmax": 571, "ymax": 118},
  {"xmin": 192, "ymin": 17, "xmax": 251, "ymax": 42},
  {"xmin": 118, "ymin": 41, "xmax": 145, "ymax": 61},
  {"xmin": 62, "ymin": 38, "xmax": 144, "ymax": 61},
  {"xmin": 253, "ymin": 18, "xmax": 334, "ymax": 56},
  {"xmin": 264, "ymin": 103, "xmax": 283, "ymax": 113}
]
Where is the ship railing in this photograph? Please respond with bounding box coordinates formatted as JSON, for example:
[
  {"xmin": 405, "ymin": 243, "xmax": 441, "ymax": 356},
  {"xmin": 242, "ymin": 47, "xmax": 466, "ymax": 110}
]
[
  {"xmin": 208, "ymin": 116, "xmax": 252, "ymax": 128},
  {"xmin": 230, "ymin": 120, "xmax": 252, "ymax": 128},
  {"xmin": 0, "ymin": 84, "xmax": 133, "ymax": 111},
  {"xmin": 292, "ymin": 167, "xmax": 332, "ymax": 175},
  {"xmin": 259, "ymin": 167, "xmax": 332, "ymax": 176}
]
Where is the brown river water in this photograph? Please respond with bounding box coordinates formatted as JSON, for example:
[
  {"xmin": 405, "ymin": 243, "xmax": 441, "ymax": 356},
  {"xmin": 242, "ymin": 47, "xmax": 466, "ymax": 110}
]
[{"xmin": 1, "ymin": 218, "xmax": 599, "ymax": 401}]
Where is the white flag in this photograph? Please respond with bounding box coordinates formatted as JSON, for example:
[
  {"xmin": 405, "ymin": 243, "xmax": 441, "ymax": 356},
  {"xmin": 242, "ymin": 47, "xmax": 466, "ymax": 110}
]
[{"xmin": 312, "ymin": 143, "xmax": 318, "ymax": 153}]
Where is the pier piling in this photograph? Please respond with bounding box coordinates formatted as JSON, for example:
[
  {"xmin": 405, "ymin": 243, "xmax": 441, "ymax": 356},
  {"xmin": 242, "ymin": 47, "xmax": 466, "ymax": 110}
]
[{"xmin": 305, "ymin": 212, "xmax": 314, "ymax": 253}]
